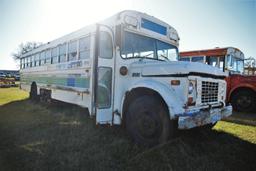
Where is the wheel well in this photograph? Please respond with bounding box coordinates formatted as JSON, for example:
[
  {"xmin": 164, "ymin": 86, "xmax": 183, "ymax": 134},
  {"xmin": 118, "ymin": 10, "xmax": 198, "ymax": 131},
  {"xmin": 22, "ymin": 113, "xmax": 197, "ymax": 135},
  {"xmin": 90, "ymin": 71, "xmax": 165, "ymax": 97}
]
[
  {"xmin": 230, "ymin": 87, "xmax": 256, "ymax": 101},
  {"xmin": 122, "ymin": 87, "xmax": 169, "ymax": 124}
]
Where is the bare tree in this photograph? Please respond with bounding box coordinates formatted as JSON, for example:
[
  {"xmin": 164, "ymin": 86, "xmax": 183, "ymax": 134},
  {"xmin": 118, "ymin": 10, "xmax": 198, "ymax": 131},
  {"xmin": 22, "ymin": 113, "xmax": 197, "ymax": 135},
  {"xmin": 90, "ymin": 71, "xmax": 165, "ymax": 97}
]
[{"xmin": 12, "ymin": 41, "xmax": 43, "ymax": 60}]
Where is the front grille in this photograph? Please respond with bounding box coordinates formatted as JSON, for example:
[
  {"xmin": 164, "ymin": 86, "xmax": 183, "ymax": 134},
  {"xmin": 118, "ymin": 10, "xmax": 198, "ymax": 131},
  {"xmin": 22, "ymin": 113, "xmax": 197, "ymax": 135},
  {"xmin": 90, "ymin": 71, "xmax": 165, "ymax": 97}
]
[{"xmin": 201, "ymin": 81, "xmax": 219, "ymax": 103}]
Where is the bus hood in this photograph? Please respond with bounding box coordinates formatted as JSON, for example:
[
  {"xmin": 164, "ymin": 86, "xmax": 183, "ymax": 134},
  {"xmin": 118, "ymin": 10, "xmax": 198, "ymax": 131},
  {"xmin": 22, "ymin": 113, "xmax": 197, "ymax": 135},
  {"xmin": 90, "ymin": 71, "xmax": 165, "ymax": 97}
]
[{"xmin": 130, "ymin": 60, "xmax": 228, "ymax": 78}]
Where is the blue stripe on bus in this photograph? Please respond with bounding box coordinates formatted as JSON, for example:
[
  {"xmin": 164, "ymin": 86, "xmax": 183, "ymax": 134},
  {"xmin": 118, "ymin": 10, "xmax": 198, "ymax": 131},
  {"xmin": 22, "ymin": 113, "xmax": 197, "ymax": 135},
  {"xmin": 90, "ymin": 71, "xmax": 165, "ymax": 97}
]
[
  {"xmin": 67, "ymin": 78, "xmax": 75, "ymax": 87},
  {"xmin": 141, "ymin": 18, "xmax": 167, "ymax": 35}
]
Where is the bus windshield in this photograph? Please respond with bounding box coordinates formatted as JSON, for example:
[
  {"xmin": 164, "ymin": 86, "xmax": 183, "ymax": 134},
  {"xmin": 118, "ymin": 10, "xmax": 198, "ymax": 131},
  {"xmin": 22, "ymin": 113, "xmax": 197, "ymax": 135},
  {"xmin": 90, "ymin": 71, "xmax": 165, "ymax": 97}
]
[
  {"xmin": 226, "ymin": 54, "xmax": 244, "ymax": 73},
  {"xmin": 121, "ymin": 31, "xmax": 178, "ymax": 61}
]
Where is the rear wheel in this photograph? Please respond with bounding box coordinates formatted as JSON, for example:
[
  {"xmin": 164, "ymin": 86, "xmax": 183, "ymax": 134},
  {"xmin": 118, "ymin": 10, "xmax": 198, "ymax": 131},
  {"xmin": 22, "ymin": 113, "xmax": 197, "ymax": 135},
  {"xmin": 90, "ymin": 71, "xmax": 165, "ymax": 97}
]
[
  {"xmin": 126, "ymin": 95, "xmax": 175, "ymax": 146},
  {"xmin": 231, "ymin": 90, "xmax": 255, "ymax": 112},
  {"xmin": 29, "ymin": 82, "xmax": 38, "ymax": 101},
  {"xmin": 202, "ymin": 122, "xmax": 217, "ymax": 129}
]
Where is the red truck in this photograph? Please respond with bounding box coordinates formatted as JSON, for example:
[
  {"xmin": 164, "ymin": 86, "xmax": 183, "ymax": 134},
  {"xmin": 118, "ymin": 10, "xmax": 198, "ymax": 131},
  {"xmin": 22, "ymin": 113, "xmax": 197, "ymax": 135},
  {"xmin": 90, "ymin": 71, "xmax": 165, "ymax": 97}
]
[{"xmin": 180, "ymin": 47, "xmax": 256, "ymax": 112}]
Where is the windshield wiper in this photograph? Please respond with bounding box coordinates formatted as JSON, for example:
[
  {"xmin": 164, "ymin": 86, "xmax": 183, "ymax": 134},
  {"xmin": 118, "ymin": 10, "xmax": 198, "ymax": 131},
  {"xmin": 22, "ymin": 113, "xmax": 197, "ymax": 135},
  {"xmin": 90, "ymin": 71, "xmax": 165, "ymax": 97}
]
[
  {"xmin": 141, "ymin": 53, "xmax": 154, "ymax": 58},
  {"xmin": 138, "ymin": 53, "xmax": 155, "ymax": 61},
  {"xmin": 159, "ymin": 54, "xmax": 169, "ymax": 61}
]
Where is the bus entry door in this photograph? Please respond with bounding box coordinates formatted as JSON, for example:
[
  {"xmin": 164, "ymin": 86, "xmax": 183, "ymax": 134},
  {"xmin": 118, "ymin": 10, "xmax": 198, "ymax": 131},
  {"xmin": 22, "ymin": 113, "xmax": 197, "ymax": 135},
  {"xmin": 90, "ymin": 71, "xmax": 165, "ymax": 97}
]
[{"xmin": 94, "ymin": 24, "xmax": 115, "ymax": 125}]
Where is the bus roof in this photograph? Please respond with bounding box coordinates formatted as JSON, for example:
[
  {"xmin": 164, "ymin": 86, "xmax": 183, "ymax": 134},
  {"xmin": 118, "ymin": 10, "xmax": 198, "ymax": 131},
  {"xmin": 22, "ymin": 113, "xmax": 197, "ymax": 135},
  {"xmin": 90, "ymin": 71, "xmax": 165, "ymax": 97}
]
[
  {"xmin": 21, "ymin": 10, "xmax": 179, "ymax": 58},
  {"xmin": 180, "ymin": 47, "xmax": 244, "ymax": 59}
]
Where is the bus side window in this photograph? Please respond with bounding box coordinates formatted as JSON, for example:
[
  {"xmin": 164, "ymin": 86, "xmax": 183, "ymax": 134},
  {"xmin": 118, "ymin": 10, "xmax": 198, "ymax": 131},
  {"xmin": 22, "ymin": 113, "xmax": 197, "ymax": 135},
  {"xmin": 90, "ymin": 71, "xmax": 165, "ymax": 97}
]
[
  {"xmin": 22, "ymin": 58, "xmax": 25, "ymax": 68},
  {"xmin": 99, "ymin": 31, "xmax": 113, "ymax": 59},
  {"xmin": 79, "ymin": 36, "xmax": 90, "ymax": 59},
  {"xmin": 27, "ymin": 57, "xmax": 30, "ymax": 67},
  {"xmin": 51, "ymin": 47, "xmax": 58, "ymax": 64},
  {"xmin": 27, "ymin": 56, "xmax": 31, "ymax": 68},
  {"xmin": 45, "ymin": 49, "xmax": 51, "ymax": 64},
  {"xmin": 59, "ymin": 43, "xmax": 66, "ymax": 63},
  {"xmin": 40, "ymin": 51, "xmax": 45, "ymax": 66},
  {"xmin": 68, "ymin": 40, "xmax": 78, "ymax": 61},
  {"xmin": 31, "ymin": 55, "xmax": 34, "ymax": 67},
  {"xmin": 20, "ymin": 58, "xmax": 22, "ymax": 69},
  {"xmin": 25, "ymin": 57, "xmax": 29, "ymax": 68},
  {"xmin": 35, "ymin": 53, "xmax": 39, "ymax": 67}
]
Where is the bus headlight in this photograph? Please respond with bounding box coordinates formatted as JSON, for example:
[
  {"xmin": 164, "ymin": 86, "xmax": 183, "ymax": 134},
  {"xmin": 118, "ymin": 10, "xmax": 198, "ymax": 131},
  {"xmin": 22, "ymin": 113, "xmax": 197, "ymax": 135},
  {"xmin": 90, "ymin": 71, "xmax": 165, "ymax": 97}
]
[
  {"xmin": 187, "ymin": 80, "xmax": 196, "ymax": 106},
  {"xmin": 188, "ymin": 81, "xmax": 194, "ymax": 94}
]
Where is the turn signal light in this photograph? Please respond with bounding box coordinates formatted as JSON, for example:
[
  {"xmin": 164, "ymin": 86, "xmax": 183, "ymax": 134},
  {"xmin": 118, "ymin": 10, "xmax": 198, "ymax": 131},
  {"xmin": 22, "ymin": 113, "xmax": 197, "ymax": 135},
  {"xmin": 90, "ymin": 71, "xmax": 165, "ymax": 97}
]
[
  {"xmin": 187, "ymin": 97, "xmax": 195, "ymax": 106},
  {"xmin": 171, "ymin": 80, "xmax": 180, "ymax": 85}
]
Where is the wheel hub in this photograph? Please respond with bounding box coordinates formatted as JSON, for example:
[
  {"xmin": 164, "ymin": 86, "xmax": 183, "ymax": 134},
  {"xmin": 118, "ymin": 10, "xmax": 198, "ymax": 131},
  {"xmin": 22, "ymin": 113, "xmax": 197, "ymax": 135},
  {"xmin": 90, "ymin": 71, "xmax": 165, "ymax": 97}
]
[
  {"xmin": 137, "ymin": 112, "xmax": 159, "ymax": 138},
  {"xmin": 237, "ymin": 96, "xmax": 252, "ymax": 108}
]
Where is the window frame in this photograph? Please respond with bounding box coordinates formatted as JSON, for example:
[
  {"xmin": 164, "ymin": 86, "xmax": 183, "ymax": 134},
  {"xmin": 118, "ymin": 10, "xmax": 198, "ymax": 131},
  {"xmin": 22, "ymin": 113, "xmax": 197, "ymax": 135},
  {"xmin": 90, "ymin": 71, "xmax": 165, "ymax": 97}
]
[
  {"xmin": 40, "ymin": 51, "xmax": 46, "ymax": 66},
  {"xmin": 78, "ymin": 36, "xmax": 91, "ymax": 60},
  {"xmin": 58, "ymin": 43, "xmax": 67, "ymax": 63},
  {"xmin": 120, "ymin": 30, "xmax": 178, "ymax": 61},
  {"xmin": 51, "ymin": 46, "xmax": 59, "ymax": 64},
  {"xmin": 68, "ymin": 40, "xmax": 78, "ymax": 61}
]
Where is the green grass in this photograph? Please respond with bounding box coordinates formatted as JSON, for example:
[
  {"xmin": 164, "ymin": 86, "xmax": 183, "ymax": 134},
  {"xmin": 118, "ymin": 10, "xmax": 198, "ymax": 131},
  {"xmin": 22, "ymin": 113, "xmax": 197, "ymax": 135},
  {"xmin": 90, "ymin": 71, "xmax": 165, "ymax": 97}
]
[
  {"xmin": 0, "ymin": 88, "xmax": 256, "ymax": 170},
  {"xmin": 0, "ymin": 87, "xmax": 28, "ymax": 105},
  {"xmin": 214, "ymin": 121, "xmax": 256, "ymax": 144}
]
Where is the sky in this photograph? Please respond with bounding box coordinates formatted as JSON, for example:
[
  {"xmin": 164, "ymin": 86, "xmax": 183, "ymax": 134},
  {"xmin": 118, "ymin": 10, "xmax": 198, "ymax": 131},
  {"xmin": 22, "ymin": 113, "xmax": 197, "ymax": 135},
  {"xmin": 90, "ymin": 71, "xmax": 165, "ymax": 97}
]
[{"xmin": 0, "ymin": 0, "xmax": 255, "ymax": 70}]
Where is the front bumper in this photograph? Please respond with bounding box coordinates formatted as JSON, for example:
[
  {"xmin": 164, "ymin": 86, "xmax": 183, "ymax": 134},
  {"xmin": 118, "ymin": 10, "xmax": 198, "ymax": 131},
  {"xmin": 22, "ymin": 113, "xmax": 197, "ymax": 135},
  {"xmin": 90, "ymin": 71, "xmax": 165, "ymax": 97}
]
[{"xmin": 178, "ymin": 105, "xmax": 232, "ymax": 129}]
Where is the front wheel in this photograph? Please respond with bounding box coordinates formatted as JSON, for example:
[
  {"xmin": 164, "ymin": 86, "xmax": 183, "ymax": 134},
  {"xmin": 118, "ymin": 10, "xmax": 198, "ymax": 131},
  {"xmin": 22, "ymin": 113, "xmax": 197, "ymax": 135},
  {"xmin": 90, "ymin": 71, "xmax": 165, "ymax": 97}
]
[
  {"xmin": 126, "ymin": 95, "xmax": 174, "ymax": 146},
  {"xmin": 231, "ymin": 90, "xmax": 255, "ymax": 112}
]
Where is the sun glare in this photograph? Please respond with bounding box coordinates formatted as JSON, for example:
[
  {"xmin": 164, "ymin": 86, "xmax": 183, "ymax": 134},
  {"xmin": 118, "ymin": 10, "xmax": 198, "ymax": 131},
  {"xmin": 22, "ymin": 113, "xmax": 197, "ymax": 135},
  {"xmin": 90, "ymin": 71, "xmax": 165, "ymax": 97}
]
[{"xmin": 37, "ymin": 0, "xmax": 129, "ymax": 42}]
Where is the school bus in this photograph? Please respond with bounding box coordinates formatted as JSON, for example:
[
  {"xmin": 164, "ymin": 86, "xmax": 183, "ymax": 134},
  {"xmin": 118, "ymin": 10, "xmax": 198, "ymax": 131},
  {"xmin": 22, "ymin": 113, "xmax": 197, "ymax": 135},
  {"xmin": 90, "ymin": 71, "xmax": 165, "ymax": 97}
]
[{"xmin": 20, "ymin": 10, "xmax": 232, "ymax": 146}]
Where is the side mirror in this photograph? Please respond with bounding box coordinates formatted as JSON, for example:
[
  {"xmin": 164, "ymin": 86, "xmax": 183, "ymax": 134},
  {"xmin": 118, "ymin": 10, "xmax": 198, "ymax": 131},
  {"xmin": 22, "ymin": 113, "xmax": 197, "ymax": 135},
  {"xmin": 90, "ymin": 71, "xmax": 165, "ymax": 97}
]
[{"xmin": 115, "ymin": 24, "xmax": 122, "ymax": 47}]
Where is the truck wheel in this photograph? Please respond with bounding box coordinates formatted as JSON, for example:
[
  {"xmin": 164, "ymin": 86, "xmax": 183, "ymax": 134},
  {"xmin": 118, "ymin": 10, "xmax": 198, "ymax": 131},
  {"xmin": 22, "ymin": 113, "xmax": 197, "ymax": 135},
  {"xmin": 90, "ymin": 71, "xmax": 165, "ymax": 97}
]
[
  {"xmin": 231, "ymin": 90, "xmax": 255, "ymax": 112},
  {"xmin": 126, "ymin": 95, "xmax": 173, "ymax": 146},
  {"xmin": 30, "ymin": 82, "xmax": 38, "ymax": 101}
]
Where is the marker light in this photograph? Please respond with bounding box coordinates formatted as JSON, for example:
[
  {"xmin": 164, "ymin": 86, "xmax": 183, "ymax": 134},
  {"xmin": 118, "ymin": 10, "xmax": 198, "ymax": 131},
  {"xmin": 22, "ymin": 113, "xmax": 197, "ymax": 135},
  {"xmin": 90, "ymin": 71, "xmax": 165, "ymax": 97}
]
[
  {"xmin": 171, "ymin": 80, "xmax": 180, "ymax": 86},
  {"xmin": 124, "ymin": 16, "xmax": 138, "ymax": 27}
]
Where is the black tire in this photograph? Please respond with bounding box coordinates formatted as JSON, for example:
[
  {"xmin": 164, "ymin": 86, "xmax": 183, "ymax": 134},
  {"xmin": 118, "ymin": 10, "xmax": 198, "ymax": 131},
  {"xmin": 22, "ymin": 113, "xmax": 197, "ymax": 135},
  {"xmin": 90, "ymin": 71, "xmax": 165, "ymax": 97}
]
[
  {"xmin": 202, "ymin": 122, "xmax": 217, "ymax": 129},
  {"xmin": 126, "ymin": 95, "xmax": 174, "ymax": 146},
  {"xmin": 231, "ymin": 90, "xmax": 256, "ymax": 112},
  {"xmin": 29, "ymin": 82, "xmax": 38, "ymax": 101}
]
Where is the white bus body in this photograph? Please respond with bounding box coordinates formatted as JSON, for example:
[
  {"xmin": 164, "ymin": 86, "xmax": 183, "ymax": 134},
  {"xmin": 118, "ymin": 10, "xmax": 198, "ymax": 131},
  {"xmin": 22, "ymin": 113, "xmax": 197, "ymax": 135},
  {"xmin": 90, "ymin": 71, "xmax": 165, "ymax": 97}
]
[{"xmin": 20, "ymin": 10, "xmax": 232, "ymax": 145}]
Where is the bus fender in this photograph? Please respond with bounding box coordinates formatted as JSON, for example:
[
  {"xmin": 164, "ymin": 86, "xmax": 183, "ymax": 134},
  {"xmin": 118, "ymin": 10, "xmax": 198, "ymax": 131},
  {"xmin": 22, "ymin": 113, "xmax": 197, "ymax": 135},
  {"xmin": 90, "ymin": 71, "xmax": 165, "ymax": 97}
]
[{"xmin": 122, "ymin": 79, "xmax": 184, "ymax": 119}]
